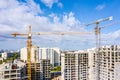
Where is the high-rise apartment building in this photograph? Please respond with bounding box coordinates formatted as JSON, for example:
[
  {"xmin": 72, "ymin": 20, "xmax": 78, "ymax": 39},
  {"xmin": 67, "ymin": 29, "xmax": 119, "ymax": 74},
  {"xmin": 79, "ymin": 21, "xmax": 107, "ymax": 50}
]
[
  {"xmin": 61, "ymin": 50, "xmax": 89, "ymax": 80},
  {"xmin": 0, "ymin": 60, "xmax": 27, "ymax": 80},
  {"xmin": 87, "ymin": 45, "xmax": 120, "ymax": 80},
  {"xmin": 20, "ymin": 47, "xmax": 60, "ymax": 66},
  {"xmin": 87, "ymin": 48, "xmax": 96, "ymax": 80},
  {"xmin": 98, "ymin": 45, "xmax": 120, "ymax": 80},
  {"xmin": 42, "ymin": 59, "xmax": 51, "ymax": 80},
  {"xmin": 30, "ymin": 59, "xmax": 51, "ymax": 80},
  {"xmin": 20, "ymin": 47, "xmax": 39, "ymax": 62},
  {"xmin": 114, "ymin": 62, "xmax": 120, "ymax": 80},
  {"xmin": 85, "ymin": 45, "xmax": 120, "ymax": 80},
  {"xmin": 61, "ymin": 45, "xmax": 120, "ymax": 80},
  {"xmin": 39, "ymin": 47, "xmax": 60, "ymax": 66}
]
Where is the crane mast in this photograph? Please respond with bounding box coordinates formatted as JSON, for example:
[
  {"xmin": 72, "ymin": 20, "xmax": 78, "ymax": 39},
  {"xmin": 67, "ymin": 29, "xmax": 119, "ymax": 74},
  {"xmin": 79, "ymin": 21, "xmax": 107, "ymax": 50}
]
[
  {"xmin": 27, "ymin": 26, "xmax": 32, "ymax": 80},
  {"xmin": 12, "ymin": 26, "xmax": 32, "ymax": 80},
  {"xmin": 33, "ymin": 45, "xmax": 38, "ymax": 80},
  {"xmin": 86, "ymin": 16, "xmax": 113, "ymax": 80}
]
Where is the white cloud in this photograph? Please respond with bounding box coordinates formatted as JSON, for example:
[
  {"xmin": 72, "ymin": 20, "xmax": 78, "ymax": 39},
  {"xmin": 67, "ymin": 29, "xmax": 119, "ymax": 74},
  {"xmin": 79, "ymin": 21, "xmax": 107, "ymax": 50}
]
[
  {"xmin": 41, "ymin": 0, "xmax": 58, "ymax": 8},
  {"xmin": 102, "ymin": 30, "xmax": 120, "ymax": 41},
  {"xmin": 93, "ymin": 29, "xmax": 120, "ymax": 46},
  {"xmin": 0, "ymin": 24, "xmax": 17, "ymax": 33},
  {"xmin": 49, "ymin": 13, "xmax": 55, "ymax": 17},
  {"xmin": 0, "ymin": 0, "xmax": 84, "ymax": 34},
  {"xmin": 0, "ymin": 0, "xmax": 88, "ymax": 50},
  {"xmin": 1, "ymin": 0, "xmax": 119, "ymax": 50},
  {"xmin": 25, "ymin": 0, "xmax": 43, "ymax": 14},
  {"xmin": 47, "ymin": 12, "xmax": 85, "ymax": 32},
  {"xmin": 0, "ymin": 0, "xmax": 44, "ymax": 33},
  {"xmin": 95, "ymin": 4, "xmax": 105, "ymax": 11},
  {"xmin": 57, "ymin": 2, "xmax": 63, "ymax": 8},
  {"xmin": 63, "ymin": 12, "xmax": 77, "ymax": 26},
  {"xmin": 0, "ymin": 0, "xmax": 83, "ymax": 33}
]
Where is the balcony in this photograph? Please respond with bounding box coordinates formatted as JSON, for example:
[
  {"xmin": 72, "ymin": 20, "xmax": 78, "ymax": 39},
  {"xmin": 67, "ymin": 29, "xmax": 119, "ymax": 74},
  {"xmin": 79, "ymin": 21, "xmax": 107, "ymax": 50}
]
[
  {"xmin": 4, "ymin": 75, "xmax": 9, "ymax": 79},
  {"xmin": 11, "ymin": 75, "xmax": 16, "ymax": 78},
  {"xmin": 4, "ymin": 71, "xmax": 9, "ymax": 74}
]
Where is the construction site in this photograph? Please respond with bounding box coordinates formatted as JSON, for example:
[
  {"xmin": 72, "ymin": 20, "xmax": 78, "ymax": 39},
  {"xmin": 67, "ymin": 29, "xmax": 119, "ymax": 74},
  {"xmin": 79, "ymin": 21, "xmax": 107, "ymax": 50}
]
[
  {"xmin": 1, "ymin": 0, "xmax": 120, "ymax": 80},
  {"xmin": 1, "ymin": 17, "xmax": 120, "ymax": 80},
  {"xmin": 0, "ymin": 12, "xmax": 120, "ymax": 80}
]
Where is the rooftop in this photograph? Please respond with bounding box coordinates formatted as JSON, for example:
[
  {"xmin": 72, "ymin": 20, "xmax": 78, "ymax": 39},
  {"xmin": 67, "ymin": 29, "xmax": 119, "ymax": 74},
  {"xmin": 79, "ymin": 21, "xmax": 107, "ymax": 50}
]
[{"xmin": 0, "ymin": 60, "xmax": 26, "ymax": 71}]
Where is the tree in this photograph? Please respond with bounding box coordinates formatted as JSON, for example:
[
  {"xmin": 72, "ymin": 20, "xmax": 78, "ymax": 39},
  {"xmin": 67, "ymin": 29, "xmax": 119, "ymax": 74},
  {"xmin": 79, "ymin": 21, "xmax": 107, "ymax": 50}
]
[
  {"xmin": 3, "ymin": 59, "xmax": 7, "ymax": 63},
  {"xmin": 1, "ymin": 52, "xmax": 20, "ymax": 63},
  {"xmin": 50, "ymin": 66, "xmax": 61, "ymax": 72},
  {"xmin": 56, "ymin": 66, "xmax": 61, "ymax": 71},
  {"xmin": 0, "ymin": 60, "xmax": 2, "ymax": 64}
]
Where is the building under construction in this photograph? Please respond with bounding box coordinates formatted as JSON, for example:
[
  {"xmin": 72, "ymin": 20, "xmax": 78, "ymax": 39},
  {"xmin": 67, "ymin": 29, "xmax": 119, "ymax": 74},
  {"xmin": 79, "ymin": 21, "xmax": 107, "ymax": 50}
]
[
  {"xmin": 61, "ymin": 50, "xmax": 89, "ymax": 80},
  {"xmin": 61, "ymin": 45, "xmax": 120, "ymax": 80},
  {"xmin": 0, "ymin": 59, "xmax": 51, "ymax": 80},
  {"xmin": 29, "ymin": 59, "xmax": 51, "ymax": 80},
  {"xmin": 0, "ymin": 60, "xmax": 27, "ymax": 80},
  {"xmin": 98, "ymin": 45, "xmax": 120, "ymax": 80}
]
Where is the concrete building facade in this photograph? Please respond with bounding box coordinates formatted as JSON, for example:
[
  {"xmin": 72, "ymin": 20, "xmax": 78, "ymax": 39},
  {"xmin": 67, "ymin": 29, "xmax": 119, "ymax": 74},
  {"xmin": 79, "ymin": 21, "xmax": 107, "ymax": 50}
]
[
  {"xmin": 61, "ymin": 45, "xmax": 120, "ymax": 80},
  {"xmin": 30, "ymin": 59, "xmax": 51, "ymax": 80},
  {"xmin": 114, "ymin": 62, "xmax": 120, "ymax": 80},
  {"xmin": 98, "ymin": 45, "xmax": 120, "ymax": 80},
  {"xmin": 20, "ymin": 47, "xmax": 38, "ymax": 62},
  {"xmin": 39, "ymin": 48, "xmax": 60, "ymax": 66},
  {"xmin": 87, "ymin": 48, "xmax": 96, "ymax": 80},
  {"xmin": 0, "ymin": 60, "xmax": 27, "ymax": 80},
  {"xmin": 20, "ymin": 47, "xmax": 60, "ymax": 66},
  {"xmin": 61, "ymin": 51, "xmax": 89, "ymax": 80},
  {"xmin": 87, "ymin": 45, "xmax": 120, "ymax": 80}
]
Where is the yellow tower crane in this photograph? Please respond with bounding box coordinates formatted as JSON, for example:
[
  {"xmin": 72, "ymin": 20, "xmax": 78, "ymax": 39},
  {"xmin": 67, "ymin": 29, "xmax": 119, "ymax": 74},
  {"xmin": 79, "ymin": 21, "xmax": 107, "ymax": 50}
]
[
  {"xmin": 33, "ymin": 45, "xmax": 39, "ymax": 80},
  {"xmin": 12, "ymin": 26, "xmax": 32, "ymax": 80},
  {"xmin": 86, "ymin": 16, "xmax": 113, "ymax": 49},
  {"xmin": 12, "ymin": 25, "xmax": 91, "ymax": 80},
  {"xmin": 86, "ymin": 16, "xmax": 113, "ymax": 80}
]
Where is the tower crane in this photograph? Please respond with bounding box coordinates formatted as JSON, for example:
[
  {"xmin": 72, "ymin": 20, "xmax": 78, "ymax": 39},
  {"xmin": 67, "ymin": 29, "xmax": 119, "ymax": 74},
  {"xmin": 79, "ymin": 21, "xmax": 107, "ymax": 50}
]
[
  {"xmin": 12, "ymin": 26, "xmax": 32, "ymax": 80},
  {"xmin": 86, "ymin": 16, "xmax": 113, "ymax": 49},
  {"xmin": 11, "ymin": 25, "xmax": 91, "ymax": 80},
  {"xmin": 86, "ymin": 16, "xmax": 113, "ymax": 80},
  {"xmin": 99, "ymin": 19, "xmax": 120, "ymax": 28},
  {"xmin": 85, "ymin": 19, "xmax": 120, "ymax": 48},
  {"xmin": 33, "ymin": 45, "xmax": 39, "ymax": 80}
]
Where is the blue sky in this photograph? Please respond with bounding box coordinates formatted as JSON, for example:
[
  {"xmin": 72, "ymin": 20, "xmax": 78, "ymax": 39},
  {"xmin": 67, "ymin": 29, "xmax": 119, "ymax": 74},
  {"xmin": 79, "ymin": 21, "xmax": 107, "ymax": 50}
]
[{"xmin": 0, "ymin": 0, "xmax": 120, "ymax": 50}]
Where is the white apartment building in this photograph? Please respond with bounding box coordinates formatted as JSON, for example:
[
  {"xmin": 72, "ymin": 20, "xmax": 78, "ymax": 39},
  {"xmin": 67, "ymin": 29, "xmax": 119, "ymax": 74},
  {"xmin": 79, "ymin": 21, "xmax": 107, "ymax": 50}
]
[
  {"xmin": 114, "ymin": 62, "xmax": 120, "ymax": 80},
  {"xmin": 98, "ymin": 45, "xmax": 120, "ymax": 80},
  {"xmin": 87, "ymin": 48, "xmax": 96, "ymax": 80},
  {"xmin": 0, "ymin": 60, "xmax": 27, "ymax": 80},
  {"xmin": 87, "ymin": 45, "xmax": 120, "ymax": 80},
  {"xmin": 61, "ymin": 50, "xmax": 89, "ymax": 80},
  {"xmin": 20, "ymin": 47, "xmax": 60, "ymax": 66},
  {"xmin": 20, "ymin": 47, "xmax": 38, "ymax": 62},
  {"xmin": 61, "ymin": 45, "xmax": 120, "ymax": 80},
  {"xmin": 1, "ymin": 52, "xmax": 12, "ymax": 59},
  {"xmin": 39, "ymin": 47, "xmax": 60, "ymax": 66}
]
